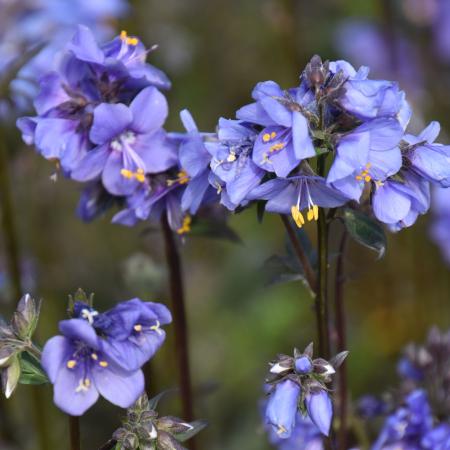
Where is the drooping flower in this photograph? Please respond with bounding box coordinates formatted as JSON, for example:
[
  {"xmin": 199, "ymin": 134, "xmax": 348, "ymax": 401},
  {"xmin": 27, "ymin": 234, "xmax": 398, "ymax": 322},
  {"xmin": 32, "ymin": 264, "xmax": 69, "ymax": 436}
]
[
  {"xmin": 266, "ymin": 380, "xmax": 301, "ymax": 439},
  {"xmin": 248, "ymin": 174, "xmax": 348, "ymax": 228},
  {"xmin": 41, "ymin": 318, "xmax": 144, "ymax": 415},
  {"xmin": 265, "ymin": 344, "xmax": 346, "ymax": 440}
]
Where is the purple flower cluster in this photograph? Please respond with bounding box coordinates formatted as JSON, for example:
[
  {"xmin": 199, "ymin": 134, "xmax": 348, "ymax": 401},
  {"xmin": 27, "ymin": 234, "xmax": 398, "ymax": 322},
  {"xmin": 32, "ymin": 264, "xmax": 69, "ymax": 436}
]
[
  {"xmin": 17, "ymin": 26, "xmax": 208, "ymax": 233},
  {"xmin": 0, "ymin": 0, "xmax": 127, "ymax": 115},
  {"xmin": 372, "ymin": 390, "xmax": 450, "ymax": 450},
  {"xmin": 264, "ymin": 344, "xmax": 346, "ymax": 440},
  {"xmin": 41, "ymin": 298, "xmax": 171, "ymax": 415},
  {"xmin": 200, "ymin": 57, "xmax": 450, "ymax": 231}
]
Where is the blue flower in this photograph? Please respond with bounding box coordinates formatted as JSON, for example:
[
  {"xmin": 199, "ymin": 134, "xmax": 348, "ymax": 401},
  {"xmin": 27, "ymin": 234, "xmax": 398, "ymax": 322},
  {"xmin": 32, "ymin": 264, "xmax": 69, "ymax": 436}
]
[
  {"xmin": 41, "ymin": 318, "xmax": 144, "ymax": 416},
  {"xmin": 403, "ymin": 121, "xmax": 450, "ymax": 187},
  {"xmin": 236, "ymin": 81, "xmax": 315, "ymax": 177},
  {"xmin": 372, "ymin": 171, "xmax": 430, "ymax": 230},
  {"xmin": 305, "ymin": 390, "xmax": 333, "ymax": 437},
  {"xmin": 248, "ymin": 174, "xmax": 348, "ymax": 228},
  {"xmin": 327, "ymin": 118, "xmax": 403, "ymax": 201},
  {"xmin": 95, "ymin": 298, "xmax": 172, "ymax": 372},
  {"xmin": 430, "ymin": 187, "xmax": 450, "ymax": 264},
  {"xmin": 71, "ymin": 86, "xmax": 175, "ymax": 195},
  {"xmin": 372, "ymin": 390, "xmax": 433, "ymax": 450},
  {"xmin": 266, "ymin": 380, "xmax": 301, "ymax": 439},
  {"xmin": 295, "ymin": 356, "xmax": 313, "ymax": 374},
  {"xmin": 422, "ymin": 423, "xmax": 450, "ymax": 450},
  {"xmin": 268, "ymin": 413, "xmax": 323, "ymax": 450},
  {"xmin": 206, "ymin": 118, "xmax": 263, "ymax": 210}
]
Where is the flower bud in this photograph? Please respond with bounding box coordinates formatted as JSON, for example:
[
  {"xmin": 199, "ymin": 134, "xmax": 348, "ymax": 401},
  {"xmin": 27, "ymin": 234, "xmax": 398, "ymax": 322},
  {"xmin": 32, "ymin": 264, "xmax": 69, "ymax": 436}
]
[
  {"xmin": 306, "ymin": 389, "xmax": 333, "ymax": 436},
  {"xmin": 1, "ymin": 354, "xmax": 21, "ymax": 399},
  {"xmin": 295, "ymin": 355, "xmax": 313, "ymax": 374},
  {"xmin": 265, "ymin": 380, "xmax": 300, "ymax": 439},
  {"xmin": 11, "ymin": 294, "xmax": 40, "ymax": 340},
  {"xmin": 157, "ymin": 430, "xmax": 185, "ymax": 450},
  {"xmin": 156, "ymin": 416, "xmax": 194, "ymax": 435}
]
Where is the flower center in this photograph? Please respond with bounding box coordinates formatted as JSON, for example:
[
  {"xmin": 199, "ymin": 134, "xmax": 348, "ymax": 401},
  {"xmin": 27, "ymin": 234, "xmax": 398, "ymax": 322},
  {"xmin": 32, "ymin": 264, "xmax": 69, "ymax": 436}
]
[
  {"xmin": 120, "ymin": 30, "xmax": 139, "ymax": 46},
  {"xmin": 111, "ymin": 131, "xmax": 137, "ymax": 152},
  {"xmin": 80, "ymin": 308, "xmax": 99, "ymax": 325},
  {"xmin": 355, "ymin": 163, "xmax": 372, "ymax": 182}
]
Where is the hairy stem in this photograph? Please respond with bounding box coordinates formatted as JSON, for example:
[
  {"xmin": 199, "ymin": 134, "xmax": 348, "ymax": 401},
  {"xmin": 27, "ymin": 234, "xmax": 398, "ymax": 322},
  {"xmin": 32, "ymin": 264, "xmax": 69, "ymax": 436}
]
[
  {"xmin": 161, "ymin": 215, "xmax": 196, "ymax": 449},
  {"xmin": 280, "ymin": 214, "xmax": 317, "ymax": 294},
  {"xmin": 335, "ymin": 230, "xmax": 348, "ymax": 450},
  {"xmin": 69, "ymin": 416, "xmax": 80, "ymax": 450}
]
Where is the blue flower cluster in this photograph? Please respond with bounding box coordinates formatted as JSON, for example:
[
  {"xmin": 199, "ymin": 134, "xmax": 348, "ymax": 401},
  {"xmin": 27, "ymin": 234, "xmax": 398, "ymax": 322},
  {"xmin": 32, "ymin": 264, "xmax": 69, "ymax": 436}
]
[
  {"xmin": 202, "ymin": 57, "xmax": 450, "ymax": 231},
  {"xmin": 264, "ymin": 344, "xmax": 346, "ymax": 441},
  {"xmin": 17, "ymin": 27, "xmax": 217, "ymax": 234},
  {"xmin": 41, "ymin": 298, "xmax": 171, "ymax": 416},
  {"xmin": 0, "ymin": 0, "xmax": 127, "ymax": 115}
]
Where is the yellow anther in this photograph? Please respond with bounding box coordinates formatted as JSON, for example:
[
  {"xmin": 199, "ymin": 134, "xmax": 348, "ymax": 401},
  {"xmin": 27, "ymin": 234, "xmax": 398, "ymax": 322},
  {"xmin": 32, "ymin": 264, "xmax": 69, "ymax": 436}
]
[
  {"xmin": 91, "ymin": 353, "xmax": 98, "ymax": 361},
  {"xmin": 150, "ymin": 320, "xmax": 163, "ymax": 335},
  {"xmin": 121, "ymin": 169, "xmax": 134, "ymax": 179},
  {"xmin": 120, "ymin": 30, "xmax": 139, "ymax": 46},
  {"xmin": 375, "ymin": 180, "xmax": 384, "ymax": 189},
  {"xmin": 364, "ymin": 175, "xmax": 371, "ymax": 182},
  {"xmin": 262, "ymin": 133, "xmax": 271, "ymax": 143},
  {"xmin": 167, "ymin": 170, "xmax": 190, "ymax": 186},
  {"xmin": 67, "ymin": 360, "xmax": 77, "ymax": 369},
  {"xmin": 270, "ymin": 143, "xmax": 285, "ymax": 153},
  {"xmin": 270, "ymin": 131, "xmax": 277, "ymax": 139},
  {"xmin": 134, "ymin": 324, "xmax": 143, "ymax": 332},
  {"xmin": 135, "ymin": 168, "xmax": 146, "ymax": 183},
  {"xmin": 313, "ymin": 204, "xmax": 319, "ymax": 221},
  {"xmin": 291, "ymin": 206, "xmax": 305, "ymax": 228},
  {"xmin": 177, "ymin": 215, "xmax": 192, "ymax": 235},
  {"xmin": 277, "ymin": 425, "xmax": 288, "ymax": 436},
  {"xmin": 356, "ymin": 163, "xmax": 373, "ymax": 183},
  {"xmin": 227, "ymin": 151, "xmax": 237, "ymax": 162},
  {"xmin": 99, "ymin": 361, "xmax": 108, "ymax": 368},
  {"xmin": 355, "ymin": 175, "xmax": 362, "ymax": 181},
  {"xmin": 307, "ymin": 208, "xmax": 314, "ymax": 221}
]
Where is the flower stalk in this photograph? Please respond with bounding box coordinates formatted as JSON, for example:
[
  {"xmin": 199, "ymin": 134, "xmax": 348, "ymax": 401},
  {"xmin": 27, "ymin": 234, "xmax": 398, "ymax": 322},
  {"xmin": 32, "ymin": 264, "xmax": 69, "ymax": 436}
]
[
  {"xmin": 160, "ymin": 215, "xmax": 195, "ymax": 448},
  {"xmin": 335, "ymin": 230, "xmax": 349, "ymax": 450},
  {"xmin": 69, "ymin": 416, "xmax": 80, "ymax": 450}
]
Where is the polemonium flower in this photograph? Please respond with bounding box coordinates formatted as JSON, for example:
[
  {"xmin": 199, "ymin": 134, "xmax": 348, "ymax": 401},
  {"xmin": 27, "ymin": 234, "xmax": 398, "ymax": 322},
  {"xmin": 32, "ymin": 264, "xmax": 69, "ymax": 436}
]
[
  {"xmin": 402, "ymin": 121, "xmax": 450, "ymax": 187},
  {"xmin": 306, "ymin": 389, "xmax": 333, "ymax": 437},
  {"xmin": 248, "ymin": 175, "xmax": 348, "ymax": 228},
  {"xmin": 266, "ymin": 380, "xmax": 301, "ymax": 438},
  {"xmin": 422, "ymin": 423, "xmax": 450, "ymax": 449},
  {"xmin": 206, "ymin": 118, "xmax": 263, "ymax": 210},
  {"xmin": 268, "ymin": 413, "xmax": 323, "ymax": 450},
  {"xmin": 76, "ymin": 182, "xmax": 116, "ymax": 222},
  {"xmin": 236, "ymin": 81, "xmax": 315, "ymax": 177},
  {"xmin": 94, "ymin": 298, "xmax": 172, "ymax": 372},
  {"xmin": 327, "ymin": 118, "xmax": 403, "ymax": 201},
  {"xmin": 17, "ymin": 26, "xmax": 170, "ymax": 176},
  {"xmin": 372, "ymin": 171, "xmax": 430, "ymax": 230},
  {"xmin": 71, "ymin": 86, "xmax": 175, "ymax": 195},
  {"xmin": 41, "ymin": 318, "xmax": 144, "ymax": 415},
  {"xmin": 372, "ymin": 390, "xmax": 433, "ymax": 450}
]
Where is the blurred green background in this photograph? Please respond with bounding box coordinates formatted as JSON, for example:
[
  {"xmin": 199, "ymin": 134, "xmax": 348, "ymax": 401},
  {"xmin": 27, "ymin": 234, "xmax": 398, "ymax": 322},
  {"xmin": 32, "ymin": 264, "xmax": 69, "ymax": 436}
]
[{"xmin": 1, "ymin": 0, "xmax": 450, "ymax": 449}]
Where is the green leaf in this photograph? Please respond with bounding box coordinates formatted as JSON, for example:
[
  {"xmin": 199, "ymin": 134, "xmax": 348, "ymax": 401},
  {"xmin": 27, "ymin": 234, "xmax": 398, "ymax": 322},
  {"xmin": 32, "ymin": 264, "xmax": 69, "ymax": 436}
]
[
  {"xmin": 262, "ymin": 255, "xmax": 305, "ymax": 286},
  {"xmin": 343, "ymin": 208, "xmax": 386, "ymax": 257},
  {"xmin": 174, "ymin": 420, "xmax": 208, "ymax": 442},
  {"xmin": 19, "ymin": 352, "xmax": 48, "ymax": 385}
]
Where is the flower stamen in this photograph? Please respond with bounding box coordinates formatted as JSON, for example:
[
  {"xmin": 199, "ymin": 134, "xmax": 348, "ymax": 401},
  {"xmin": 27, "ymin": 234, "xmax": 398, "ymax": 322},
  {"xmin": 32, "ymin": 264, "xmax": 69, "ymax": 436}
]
[
  {"xmin": 177, "ymin": 216, "xmax": 192, "ymax": 235},
  {"xmin": 120, "ymin": 30, "xmax": 139, "ymax": 46}
]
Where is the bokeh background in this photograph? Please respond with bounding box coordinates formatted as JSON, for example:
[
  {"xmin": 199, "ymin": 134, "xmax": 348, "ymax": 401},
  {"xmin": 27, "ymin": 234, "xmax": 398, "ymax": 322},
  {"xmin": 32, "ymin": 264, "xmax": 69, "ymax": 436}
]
[{"xmin": 1, "ymin": 0, "xmax": 450, "ymax": 449}]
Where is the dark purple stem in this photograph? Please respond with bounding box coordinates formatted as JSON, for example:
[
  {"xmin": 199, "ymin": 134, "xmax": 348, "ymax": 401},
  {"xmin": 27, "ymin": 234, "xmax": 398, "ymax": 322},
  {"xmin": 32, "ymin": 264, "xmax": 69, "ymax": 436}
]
[
  {"xmin": 69, "ymin": 416, "xmax": 80, "ymax": 450},
  {"xmin": 161, "ymin": 215, "xmax": 196, "ymax": 449},
  {"xmin": 335, "ymin": 230, "xmax": 349, "ymax": 450}
]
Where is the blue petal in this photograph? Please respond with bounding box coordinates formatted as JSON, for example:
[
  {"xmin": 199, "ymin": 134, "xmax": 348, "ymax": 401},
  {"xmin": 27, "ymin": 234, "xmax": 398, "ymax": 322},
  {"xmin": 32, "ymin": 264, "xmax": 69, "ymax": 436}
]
[
  {"xmin": 418, "ymin": 121, "xmax": 440, "ymax": 144},
  {"xmin": 59, "ymin": 319, "xmax": 99, "ymax": 349},
  {"xmin": 68, "ymin": 25, "xmax": 104, "ymax": 64},
  {"xmin": 372, "ymin": 182, "xmax": 412, "ymax": 224},
  {"xmin": 71, "ymin": 144, "xmax": 109, "ymax": 182},
  {"xmin": 181, "ymin": 173, "xmax": 210, "ymax": 214},
  {"xmin": 130, "ymin": 87, "xmax": 168, "ymax": 134},
  {"xmin": 236, "ymin": 103, "xmax": 276, "ymax": 127},
  {"xmin": 306, "ymin": 391, "xmax": 333, "ymax": 436},
  {"xmin": 90, "ymin": 103, "xmax": 132, "ymax": 145},
  {"xmin": 292, "ymin": 111, "xmax": 315, "ymax": 160},
  {"xmin": 93, "ymin": 366, "xmax": 144, "ymax": 408},
  {"xmin": 41, "ymin": 336, "xmax": 71, "ymax": 384}
]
